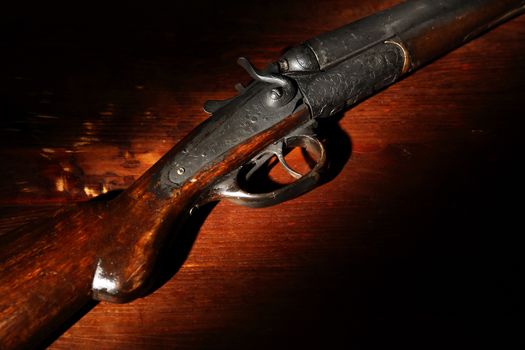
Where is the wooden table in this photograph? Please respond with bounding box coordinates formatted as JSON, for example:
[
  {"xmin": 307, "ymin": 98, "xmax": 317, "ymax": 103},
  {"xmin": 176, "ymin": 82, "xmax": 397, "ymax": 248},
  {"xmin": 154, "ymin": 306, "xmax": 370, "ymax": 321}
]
[{"xmin": 1, "ymin": 1, "xmax": 524, "ymax": 348}]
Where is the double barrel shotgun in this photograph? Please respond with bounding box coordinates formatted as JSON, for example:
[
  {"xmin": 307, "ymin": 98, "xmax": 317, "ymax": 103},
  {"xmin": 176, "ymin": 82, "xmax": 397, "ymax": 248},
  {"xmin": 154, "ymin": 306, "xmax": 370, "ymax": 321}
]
[{"xmin": 1, "ymin": 0, "xmax": 524, "ymax": 348}]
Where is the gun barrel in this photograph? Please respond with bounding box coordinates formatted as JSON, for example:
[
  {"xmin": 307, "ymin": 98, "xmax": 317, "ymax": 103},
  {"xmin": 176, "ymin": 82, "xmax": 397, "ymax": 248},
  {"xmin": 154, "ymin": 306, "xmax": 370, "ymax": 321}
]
[
  {"xmin": 279, "ymin": 0, "xmax": 525, "ymax": 119},
  {"xmin": 308, "ymin": 0, "xmax": 525, "ymax": 70}
]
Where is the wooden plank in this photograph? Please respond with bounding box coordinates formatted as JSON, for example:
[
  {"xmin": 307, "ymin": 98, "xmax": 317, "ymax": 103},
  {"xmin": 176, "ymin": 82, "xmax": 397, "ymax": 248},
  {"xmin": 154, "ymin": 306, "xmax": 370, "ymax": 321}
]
[{"xmin": 1, "ymin": 0, "xmax": 523, "ymax": 348}]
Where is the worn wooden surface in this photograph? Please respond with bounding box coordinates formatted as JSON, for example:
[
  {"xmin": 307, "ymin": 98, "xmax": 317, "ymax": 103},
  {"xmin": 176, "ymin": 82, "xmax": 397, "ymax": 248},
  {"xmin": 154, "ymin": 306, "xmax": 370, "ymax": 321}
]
[{"xmin": 1, "ymin": 0, "xmax": 524, "ymax": 349}]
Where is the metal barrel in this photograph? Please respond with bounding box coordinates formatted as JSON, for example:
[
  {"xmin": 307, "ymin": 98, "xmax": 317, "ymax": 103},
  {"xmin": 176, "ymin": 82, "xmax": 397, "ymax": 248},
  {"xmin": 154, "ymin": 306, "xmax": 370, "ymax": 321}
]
[
  {"xmin": 280, "ymin": 0, "xmax": 525, "ymax": 118},
  {"xmin": 308, "ymin": 0, "xmax": 525, "ymax": 70}
]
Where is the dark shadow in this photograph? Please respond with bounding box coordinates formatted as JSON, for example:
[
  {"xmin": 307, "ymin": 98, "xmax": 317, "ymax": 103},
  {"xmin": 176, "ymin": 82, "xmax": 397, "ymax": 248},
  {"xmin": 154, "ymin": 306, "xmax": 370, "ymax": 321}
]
[
  {"xmin": 36, "ymin": 300, "xmax": 98, "ymax": 350},
  {"xmin": 315, "ymin": 113, "xmax": 353, "ymax": 184},
  {"xmin": 147, "ymin": 201, "xmax": 219, "ymax": 294},
  {"xmin": 88, "ymin": 189, "xmax": 123, "ymax": 202}
]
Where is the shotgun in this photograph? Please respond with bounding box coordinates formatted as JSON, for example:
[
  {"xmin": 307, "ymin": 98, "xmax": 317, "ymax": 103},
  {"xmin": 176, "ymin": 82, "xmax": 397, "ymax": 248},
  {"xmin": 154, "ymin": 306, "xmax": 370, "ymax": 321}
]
[{"xmin": 1, "ymin": 0, "xmax": 524, "ymax": 348}]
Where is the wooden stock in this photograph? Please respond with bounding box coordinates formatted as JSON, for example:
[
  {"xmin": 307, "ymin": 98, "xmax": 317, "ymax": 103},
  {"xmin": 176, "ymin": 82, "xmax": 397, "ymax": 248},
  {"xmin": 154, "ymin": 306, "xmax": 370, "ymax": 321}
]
[
  {"xmin": 0, "ymin": 202, "xmax": 105, "ymax": 349},
  {"xmin": 0, "ymin": 107, "xmax": 308, "ymax": 349}
]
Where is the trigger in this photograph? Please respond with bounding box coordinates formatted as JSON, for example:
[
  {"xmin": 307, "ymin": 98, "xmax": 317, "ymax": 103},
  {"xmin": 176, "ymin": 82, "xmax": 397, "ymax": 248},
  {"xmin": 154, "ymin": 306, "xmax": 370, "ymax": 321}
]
[{"xmin": 275, "ymin": 149, "xmax": 303, "ymax": 179}]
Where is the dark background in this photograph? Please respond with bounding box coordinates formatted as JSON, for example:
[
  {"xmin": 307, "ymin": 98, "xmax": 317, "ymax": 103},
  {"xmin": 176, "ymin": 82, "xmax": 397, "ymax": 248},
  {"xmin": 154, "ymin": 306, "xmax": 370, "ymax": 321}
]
[{"xmin": 1, "ymin": 1, "xmax": 524, "ymax": 349}]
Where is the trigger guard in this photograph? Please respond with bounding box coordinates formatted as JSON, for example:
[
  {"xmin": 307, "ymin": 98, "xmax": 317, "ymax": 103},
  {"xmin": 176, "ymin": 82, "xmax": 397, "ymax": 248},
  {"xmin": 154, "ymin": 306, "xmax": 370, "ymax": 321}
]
[{"xmin": 215, "ymin": 135, "xmax": 327, "ymax": 208}]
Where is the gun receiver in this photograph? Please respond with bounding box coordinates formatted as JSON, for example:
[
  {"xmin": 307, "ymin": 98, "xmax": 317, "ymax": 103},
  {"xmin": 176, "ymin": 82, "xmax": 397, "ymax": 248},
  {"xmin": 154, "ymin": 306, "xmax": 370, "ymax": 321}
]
[{"xmin": 1, "ymin": 0, "xmax": 524, "ymax": 348}]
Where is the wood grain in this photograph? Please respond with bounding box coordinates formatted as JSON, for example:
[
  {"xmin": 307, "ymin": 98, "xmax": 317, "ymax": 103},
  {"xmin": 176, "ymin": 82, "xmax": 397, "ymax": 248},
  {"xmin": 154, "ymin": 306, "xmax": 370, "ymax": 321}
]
[{"xmin": 1, "ymin": 0, "xmax": 524, "ymax": 349}]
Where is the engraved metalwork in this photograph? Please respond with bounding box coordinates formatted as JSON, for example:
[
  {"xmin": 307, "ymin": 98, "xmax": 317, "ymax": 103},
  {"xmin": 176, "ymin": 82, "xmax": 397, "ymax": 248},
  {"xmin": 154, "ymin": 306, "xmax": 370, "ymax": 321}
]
[
  {"xmin": 165, "ymin": 82, "xmax": 302, "ymax": 188},
  {"xmin": 287, "ymin": 43, "xmax": 406, "ymax": 119},
  {"xmin": 157, "ymin": 0, "xmax": 525, "ymax": 204}
]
